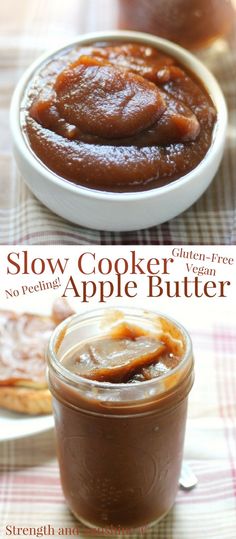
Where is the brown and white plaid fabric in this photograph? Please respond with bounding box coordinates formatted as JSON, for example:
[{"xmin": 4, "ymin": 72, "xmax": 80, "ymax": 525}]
[{"xmin": 0, "ymin": 0, "xmax": 236, "ymax": 244}]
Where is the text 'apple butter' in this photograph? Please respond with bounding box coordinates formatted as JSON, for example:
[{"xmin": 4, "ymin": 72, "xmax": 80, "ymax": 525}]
[{"xmin": 24, "ymin": 42, "xmax": 217, "ymax": 192}]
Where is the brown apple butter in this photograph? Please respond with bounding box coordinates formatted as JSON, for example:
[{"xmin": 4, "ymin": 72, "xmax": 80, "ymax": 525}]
[
  {"xmin": 48, "ymin": 308, "xmax": 194, "ymax": 529},
  {"xmin": 119, "ymin": 0, "xmax": 235, "ymax": 50},
  {"xmin": 23, "ymin": 40, "xmax": 216, "ymax": 192}
]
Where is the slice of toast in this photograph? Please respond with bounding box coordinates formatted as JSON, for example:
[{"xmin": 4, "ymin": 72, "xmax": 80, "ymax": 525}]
[
  {"xmin": 0, "ymin": 386, "xmax": 52, "ymax": 415},
  {"xmin": 0, "ymin": 299, "xmax": 74, "ymax": 415}
]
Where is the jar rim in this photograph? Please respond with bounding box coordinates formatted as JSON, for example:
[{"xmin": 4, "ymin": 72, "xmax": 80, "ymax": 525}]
[{"xmin": 48, "ymin": 307, "xmax": 193, "ymax": 394}]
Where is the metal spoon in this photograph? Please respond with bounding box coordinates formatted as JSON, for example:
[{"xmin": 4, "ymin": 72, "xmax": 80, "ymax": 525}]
[{"xmin": 179, "ymin": 461, "xmax": 198, "ymax": 490}]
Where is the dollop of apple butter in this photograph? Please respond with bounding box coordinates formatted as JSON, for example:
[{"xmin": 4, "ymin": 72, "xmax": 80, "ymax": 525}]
[
  {"xmin": 61, "ymin": 322, "xmax": 181, "ymax": 384},
  {"xmin": 55, "ymin": 56, "xmax": 166, "ymax": 138},
  {"xmin": 24, "ymin": 42, "xmax": 217, "ymax": 192}
]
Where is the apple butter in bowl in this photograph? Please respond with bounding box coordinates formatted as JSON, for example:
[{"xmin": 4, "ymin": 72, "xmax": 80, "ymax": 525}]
[{"xmin": 24, "ymin": 40, "xmax": 216, "ymax": 192}]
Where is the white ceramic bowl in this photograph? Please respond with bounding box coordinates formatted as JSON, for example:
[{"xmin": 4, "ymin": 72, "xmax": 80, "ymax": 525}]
[{"xmin": 10, "ymin": 30, "xmax": 228, "ymax": 232}]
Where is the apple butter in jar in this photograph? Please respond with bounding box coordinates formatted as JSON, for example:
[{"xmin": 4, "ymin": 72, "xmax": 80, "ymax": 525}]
[
  {"xmin": 48, "ymin": 308, "xmax": 194, "ymax": 530},
  {"xmin": 119, "ymin": 0, "xmax": 235, "ymax": 49}
]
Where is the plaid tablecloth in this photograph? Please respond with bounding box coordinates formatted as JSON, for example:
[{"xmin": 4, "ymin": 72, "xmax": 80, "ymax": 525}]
[
  {"xmin": 1, "ymin": 0, "xmax": 236, "ymax": 245},
  {"xmin": 0, "ymin": 315, "xmax": 236, "ymax": 539}
]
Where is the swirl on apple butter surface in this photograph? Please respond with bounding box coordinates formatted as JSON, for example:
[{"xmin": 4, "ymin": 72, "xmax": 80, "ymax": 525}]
[{"xmin": 24, "ymin": 43, "xmax": 217, "ymax": 192}]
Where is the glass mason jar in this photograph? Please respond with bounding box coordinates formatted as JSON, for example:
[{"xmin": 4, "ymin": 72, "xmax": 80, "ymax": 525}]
[
  {"xmin": 119, "ymin": 0, "xmax": 235, "ymax": 50},
  {"xmin": 48, "ymin": 308, "xmax": 194, "ymax": 530}
]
